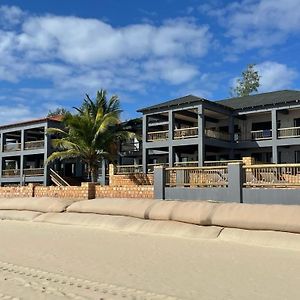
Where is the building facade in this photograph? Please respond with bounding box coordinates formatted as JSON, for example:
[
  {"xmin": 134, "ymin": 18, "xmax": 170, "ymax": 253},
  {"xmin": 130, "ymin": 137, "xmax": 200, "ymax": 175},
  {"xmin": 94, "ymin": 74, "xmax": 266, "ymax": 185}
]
[{"xmin": 138, "ymin": 90, "xmax": 300, "ymax": 172}]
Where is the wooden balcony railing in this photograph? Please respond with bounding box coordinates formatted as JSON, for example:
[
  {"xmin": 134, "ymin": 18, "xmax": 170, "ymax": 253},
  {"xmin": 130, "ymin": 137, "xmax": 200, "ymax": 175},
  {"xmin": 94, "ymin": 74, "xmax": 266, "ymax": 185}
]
[
  {"xmin": 174, "ymin": 127, "xmax": 198, "ymax": 139},
  {"xmin": 147, "ymin": 130, "xmax": 168, "ymax": 142},
  {"xmin": 205, "ymin": 129, "xmax": 231, "ymax": 141},
  {"xmin": 115, "ymin": 165, "xmax": 143, "ymax": 174},
  {"xmin": 24, "ymin": 140, "xmax": 44, "ymax": 150},
  {"xmin": 2, "ymin": 169, "xmax": 20, "ymax": 177},
  {"xmin": 3, "ymin": 143, "xmax": 21, "ymax": 152},
  {"xmin": 278, "ymin": 127, "xmax": 300, "ymax": 138},
  {"xmin": 243, "ymin": 164, "xmax": 300, "ymax": 187},
  {"xmin": 23, "ymin": 168, "xmax": 44, "ymax": 176},
  {"xmin": 165, "ymin": 166, "xmax": 228, "ymax": 187}
]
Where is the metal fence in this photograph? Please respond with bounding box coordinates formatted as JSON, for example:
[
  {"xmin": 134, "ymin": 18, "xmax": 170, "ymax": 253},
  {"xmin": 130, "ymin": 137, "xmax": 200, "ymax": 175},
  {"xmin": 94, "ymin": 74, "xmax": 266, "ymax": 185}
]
[
  {"xmin": 244, "ymin": 164, "xmax": 300, "ymax": 187},
  {"xmin": 165, "ymin": 166, "xmax": 228, "ymax": 187}
]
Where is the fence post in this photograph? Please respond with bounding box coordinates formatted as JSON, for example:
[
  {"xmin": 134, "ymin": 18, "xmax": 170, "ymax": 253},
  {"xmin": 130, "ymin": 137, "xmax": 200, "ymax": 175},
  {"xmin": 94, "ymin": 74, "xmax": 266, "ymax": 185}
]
[
  {"xmin": 228, "ymin": 162, "xmax": 244, "ymax": 203},
  {"xmin": 154, "ymin": 166, "xmax": 165, "ymax": 200},
  {"xmin": 109, "ymin": 164, "xmax": 115, "ymax": 186}
]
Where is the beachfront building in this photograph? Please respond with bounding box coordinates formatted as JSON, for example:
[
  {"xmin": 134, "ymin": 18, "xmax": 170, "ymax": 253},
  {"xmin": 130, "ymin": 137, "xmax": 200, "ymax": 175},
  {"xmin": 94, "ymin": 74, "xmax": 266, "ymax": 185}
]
[
  {"xmin": 0, "ymin": 116, "xmax": 86, "ymax": 186},
  {"xmin": 137, "ymin": 90, "xmax": 300, "ymax": 173}
]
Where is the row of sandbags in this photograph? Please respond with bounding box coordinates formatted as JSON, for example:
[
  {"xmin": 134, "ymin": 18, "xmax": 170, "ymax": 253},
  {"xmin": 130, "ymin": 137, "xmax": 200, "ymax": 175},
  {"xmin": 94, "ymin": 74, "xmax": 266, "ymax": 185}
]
[{"xmin": 1, "ymin": 197, "xmax": 300, "ymax": 234}]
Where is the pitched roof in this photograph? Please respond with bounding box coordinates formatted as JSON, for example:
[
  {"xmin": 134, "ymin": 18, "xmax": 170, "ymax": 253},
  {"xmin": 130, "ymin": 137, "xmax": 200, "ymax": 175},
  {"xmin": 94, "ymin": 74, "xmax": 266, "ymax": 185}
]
[
  {"xmin": 137, "ymin": 94, "xmax": 230, "ymax": 113},
  {"xmin": 0, "ymin": 116, "xmax": 62, "ymax": 130},
  {"xmin": 137, "ymin": 90, "xmax": 300, "ymax": 113},
  {"xmin": 216, "ymin": 90, "xmax": 300, "ymax": 110}
]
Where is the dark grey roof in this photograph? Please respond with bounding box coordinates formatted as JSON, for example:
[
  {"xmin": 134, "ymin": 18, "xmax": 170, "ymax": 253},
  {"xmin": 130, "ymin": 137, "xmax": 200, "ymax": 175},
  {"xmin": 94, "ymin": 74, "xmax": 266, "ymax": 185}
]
[
  {"xmin": 216, "ymin": 90, "xmax": 300, "ymax": 110},
  {"xmin": 137, "ymin": 94, "xmax": 230, "ymax": 113}
]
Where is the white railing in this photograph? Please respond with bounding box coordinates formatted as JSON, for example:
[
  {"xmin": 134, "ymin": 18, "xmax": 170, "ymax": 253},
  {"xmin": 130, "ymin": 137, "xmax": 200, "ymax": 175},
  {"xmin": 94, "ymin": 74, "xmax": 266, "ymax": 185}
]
[
  {"xmin": 243, "ymin": 164, "xmax": 300, "ymax": 187},
  {"xmin": 115, "ymin": 165, "xmax": 143, "ymax": 174},
  {"xmin": 251, "ymin": 129, "xmax": 272, "ymax": 140},
  {"xmin": 165, "ymin": 166, "xmax": 228, "ymax": 187},
  {"xmin": 278, "ymin": 127, "xmax": 300, "ymax": 138},
  {"xmin": 205, "ymin": 129, "xmax": 231, "ymax": 141},
  {"xmin": 174, "ymin": 161, "xmax": 198, "ymax": 167},
  {"xmin": 2, "ymin": 169, "xmax": 20, "ymax": 177},
  {"xmin": 23, "ymin": 168, "xmax": 44, "ymax": 176},
  {"xmin": 174, "ymin": 127, "xmax": 198, "ymax": 139},
  {"xmin": 3, "ymin": 143, "xmax": 21, "ymax": 152},
  {"xmin": 147, "ymin": 130, "xmax": 168, "ymax": 142},
  {"xmin": 24, "ymin": 140, "xmax": 45, "ymax": 150}
]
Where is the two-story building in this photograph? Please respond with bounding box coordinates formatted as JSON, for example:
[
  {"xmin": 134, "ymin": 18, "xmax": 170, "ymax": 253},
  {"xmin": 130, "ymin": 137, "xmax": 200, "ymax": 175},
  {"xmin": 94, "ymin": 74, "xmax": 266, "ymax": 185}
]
[
  {"xmin": 0, "ymin": 116, "xmax": 86, "ymax": 186},
  {"xmin": 138, "ymin": 90, "xmax": 300, "ymax": 172}
]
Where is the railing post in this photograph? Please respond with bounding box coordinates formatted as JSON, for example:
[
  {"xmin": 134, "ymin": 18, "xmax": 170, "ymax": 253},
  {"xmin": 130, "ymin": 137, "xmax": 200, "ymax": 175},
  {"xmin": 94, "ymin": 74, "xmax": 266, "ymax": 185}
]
[
  {"xmin": 154, "ymin": 166, "xmax": 165, "ymax": 200},
  {"xmin": 228, "ymin": 162, "xmax": 244, "ymax": 203}
]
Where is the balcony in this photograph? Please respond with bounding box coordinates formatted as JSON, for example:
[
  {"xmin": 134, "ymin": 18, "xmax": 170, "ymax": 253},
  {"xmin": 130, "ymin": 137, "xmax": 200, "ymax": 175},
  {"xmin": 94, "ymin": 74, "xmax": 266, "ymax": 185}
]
[
  {"xmin": 2, "ymin": 169, "xmax": 20, "ymax": 177},
  {"xmin": 3, "ymin": 143, "xmax": 21, "ymax": 152},
  {"xmin": 174, "ymin": 127, "xmax": 198, "ymax": 139},
  {"xmin": 147, "ymin": 130, "xmax": 168, "ymax": 142},
  {"xmin": 205, "ymin": 129, "xmax": 231, "ymax": 141},
  {"xmin": 24, "ymin": 140, "xmax": 44, "ymax": 150},
  {"xmin": 278, "ymin": 127, "xmax": 300, "ymax": 139},
  {"xmin": 2, "ymin": 168, "xmax": 44, "ymax": 178},
  {"xmin": 23, "ymin": 168, "xmax": 44, "ymax": 176},
  {"xmin": 251, "ymin": 129, "xmax": 272, "ymax": 140}
]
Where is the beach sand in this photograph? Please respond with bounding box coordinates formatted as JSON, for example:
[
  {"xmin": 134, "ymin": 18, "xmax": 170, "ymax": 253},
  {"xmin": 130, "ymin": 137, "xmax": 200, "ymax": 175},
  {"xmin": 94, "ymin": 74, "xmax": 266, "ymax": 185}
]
[{"xmin": 0, "ymin": 220, "xmax": 300, "ymax": 299}]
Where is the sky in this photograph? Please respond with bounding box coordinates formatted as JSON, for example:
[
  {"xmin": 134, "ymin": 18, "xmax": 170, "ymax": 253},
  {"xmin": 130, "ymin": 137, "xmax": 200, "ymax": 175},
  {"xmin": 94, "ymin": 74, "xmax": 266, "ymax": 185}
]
[{"xmin": 0, "ymin": 0, "xmax": 300, "ymax": 124}]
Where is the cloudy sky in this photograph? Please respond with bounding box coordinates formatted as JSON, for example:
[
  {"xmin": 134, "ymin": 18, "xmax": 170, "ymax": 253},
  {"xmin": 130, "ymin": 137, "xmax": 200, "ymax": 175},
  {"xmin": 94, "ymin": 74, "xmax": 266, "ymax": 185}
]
[{"xmin": 0, "ymin": 0, "xmax": 299, "ymax": 124}]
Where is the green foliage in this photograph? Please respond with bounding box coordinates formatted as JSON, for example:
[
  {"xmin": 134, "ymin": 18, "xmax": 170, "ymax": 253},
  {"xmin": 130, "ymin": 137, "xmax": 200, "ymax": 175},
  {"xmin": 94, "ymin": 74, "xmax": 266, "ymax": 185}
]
[
  {"xmin": 231, "ymin": 64, "xmax": 260, "ymax": 97},
  {"xmin": 47, "ymin": 107, "xmax": 69, "ymax": 117},
  {"xmin": 47, "ymin": 90, "xmax": 133, "ymax": 182}
]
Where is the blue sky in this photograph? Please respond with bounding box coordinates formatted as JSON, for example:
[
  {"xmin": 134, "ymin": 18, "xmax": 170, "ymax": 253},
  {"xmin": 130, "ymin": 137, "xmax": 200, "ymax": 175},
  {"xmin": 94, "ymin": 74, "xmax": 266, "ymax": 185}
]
[{"xmin": 0, "ymin": 0, "xmax": 300, "ymax": 124}]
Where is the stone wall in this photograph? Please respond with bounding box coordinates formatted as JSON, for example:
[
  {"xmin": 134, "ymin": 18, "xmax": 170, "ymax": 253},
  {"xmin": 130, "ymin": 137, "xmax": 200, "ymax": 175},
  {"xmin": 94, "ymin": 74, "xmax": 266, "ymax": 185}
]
[
  {"xmin": 110, "ymin": 174, "xmax": 154, "ymax": 186},
  {"xmin": 95, "ymin": 185, "xmax": 154, "ymax": 199}
]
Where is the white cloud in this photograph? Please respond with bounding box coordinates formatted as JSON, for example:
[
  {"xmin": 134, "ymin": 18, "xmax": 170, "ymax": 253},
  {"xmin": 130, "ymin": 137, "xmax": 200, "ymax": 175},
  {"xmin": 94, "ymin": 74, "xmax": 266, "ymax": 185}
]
[
  {"xmin": 255, "ymin": 61, "xmax": 298, "ymax": 92},
  {"xmin": 0, "ymin": 5, "xmax": 25, "ymax": 28},
  {"xmin": 200, "ymin": 0, "xmax": 300, "ymax": 51}
]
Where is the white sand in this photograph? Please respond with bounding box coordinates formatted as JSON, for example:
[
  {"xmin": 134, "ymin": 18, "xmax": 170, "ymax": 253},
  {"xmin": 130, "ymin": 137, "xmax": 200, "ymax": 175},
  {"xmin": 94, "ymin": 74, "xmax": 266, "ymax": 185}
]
[{"xmin": 0, "ymin": 220, "xmax": 300, "ymax": 299}]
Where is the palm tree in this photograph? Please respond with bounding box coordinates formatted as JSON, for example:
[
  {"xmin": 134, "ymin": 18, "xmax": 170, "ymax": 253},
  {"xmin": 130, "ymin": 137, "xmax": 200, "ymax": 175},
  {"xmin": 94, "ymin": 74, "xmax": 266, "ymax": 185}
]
[{"xmin": 47, "ymin": 90, "xmax": 132, "ymax": 182}]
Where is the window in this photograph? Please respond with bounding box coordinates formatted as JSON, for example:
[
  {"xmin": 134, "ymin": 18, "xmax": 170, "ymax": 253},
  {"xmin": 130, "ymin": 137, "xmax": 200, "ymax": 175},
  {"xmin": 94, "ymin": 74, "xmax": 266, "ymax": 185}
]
[
  {"xmin": 295, "ymin": 151, "xmax": 300, "ymax": 163},
  {"xmin": 294, "ymin": 118, "xmax": 300, "ymax": 127}
]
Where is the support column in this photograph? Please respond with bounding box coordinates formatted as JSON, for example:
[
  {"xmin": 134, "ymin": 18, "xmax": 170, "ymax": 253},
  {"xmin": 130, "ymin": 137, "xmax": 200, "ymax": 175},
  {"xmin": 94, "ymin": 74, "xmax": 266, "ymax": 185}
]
[
  {"xmin": 168, "ymin": 110, "xmax": 174, "ymax": 167},
  {"xmin": 271, "ymin": 109, "xmax": 278, "ymax": 163},
  {"xmin": 197, "ymin": 105, "xmax": 204, "ymax": 166},
  {"xmin": 228, "ymin": 162, "xmax": 244, "ymax": 203},
  {"xmin": 229, "ymin": 115, "xmax": 235, "ymax": 159},
  {"xmin": 142, "ymin": 115, "xmax": 148, "ymax": 173},
  {"xmin": 99, "ymin": 159, "xmax": 106, "ymax": 185},
  {"xmin": 20, "ymin": 129, "xmax": 25, "ymax": 186},
  {"xmin": 154, "ymin": 166, "xmax": 165, "ymax": 200}
]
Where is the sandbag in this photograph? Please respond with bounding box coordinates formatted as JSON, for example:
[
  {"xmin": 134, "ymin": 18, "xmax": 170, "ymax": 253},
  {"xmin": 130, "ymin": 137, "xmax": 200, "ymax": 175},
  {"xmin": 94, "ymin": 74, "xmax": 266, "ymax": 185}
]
[
  {"xmin": 34, "ymin": 212, "xmax": 222, "ymax": 239},
  {"xmin": 67, "ymin": 198, "xmax": 155, "ymax": 219},
  {"xmin": 0, "ymin": 197, "xmax": 75, "ymax": 213},
  {"xmin": 170, "ymin": 201, "xmax": 218, "ymax": 225},
  {"xmin": 219, "ymin": 228, "xmax": 300, "ymax": 251},
  {"xmin": 0, "ymin": 210, "xmax": 42, "ymax": 221},
  {"xmin": 147, "ymin": 200, "xmax": 179, "ymax": 220},
  {"xmin": 210, "ymin": 203, "xmax": 300, "ymax": 233}
]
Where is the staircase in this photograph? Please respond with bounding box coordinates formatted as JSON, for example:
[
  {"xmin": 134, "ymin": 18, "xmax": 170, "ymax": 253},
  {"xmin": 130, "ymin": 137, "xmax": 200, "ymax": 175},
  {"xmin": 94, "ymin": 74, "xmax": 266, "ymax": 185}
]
[{"xmin": 50, "ymin": 169, "xmax": 70, "ymax": 186}]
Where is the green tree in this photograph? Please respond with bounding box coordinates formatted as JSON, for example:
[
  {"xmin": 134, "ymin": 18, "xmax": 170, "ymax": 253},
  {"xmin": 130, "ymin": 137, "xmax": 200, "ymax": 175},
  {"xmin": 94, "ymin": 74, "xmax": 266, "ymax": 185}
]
[
  {"xmin": 47, "ymin": 107, "xmax": 69, "ymax": 117},
  {"xmin": 47, "ymin": 90, "xmax": 132, "ymax": 182},
  {"xmin": 231, "ymin": 64, "xmax": 260, "ymax": 97}
]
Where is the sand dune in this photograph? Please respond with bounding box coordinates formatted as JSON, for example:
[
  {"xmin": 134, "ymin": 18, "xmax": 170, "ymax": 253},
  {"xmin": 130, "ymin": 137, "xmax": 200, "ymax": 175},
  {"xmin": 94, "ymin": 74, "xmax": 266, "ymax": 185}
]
[{"xmin": 0, "ymin": 220, "xmax": 300, "ymax": 299}]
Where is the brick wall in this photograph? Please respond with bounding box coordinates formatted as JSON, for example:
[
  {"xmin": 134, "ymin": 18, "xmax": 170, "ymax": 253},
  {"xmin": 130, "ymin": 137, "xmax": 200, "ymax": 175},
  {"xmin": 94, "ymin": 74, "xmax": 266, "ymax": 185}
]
[
  {"xmin": 34, "ymin": 182, "xmax": 95, "ymax": 199},
  {"xmin": 0, "ymin": 184, "xmax": 34, "ymax": 198},
  {"xmin": 95, "ymin": 185, "xmax": 154, "ymax": 199},
  {"xmin": 110, "ymin": 174, "xmax": 154, "ymax": 186}
]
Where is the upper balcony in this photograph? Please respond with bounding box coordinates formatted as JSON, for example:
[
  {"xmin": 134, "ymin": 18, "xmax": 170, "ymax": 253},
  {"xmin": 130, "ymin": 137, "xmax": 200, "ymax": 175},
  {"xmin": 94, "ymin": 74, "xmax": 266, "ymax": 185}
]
[
  {"xmin": 147, "ymin": 127, "xmax": 231, "ymax": 142},
  {"xmin": 1, "ymin": 127, "xmax": 45, "ymax": 153}
]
